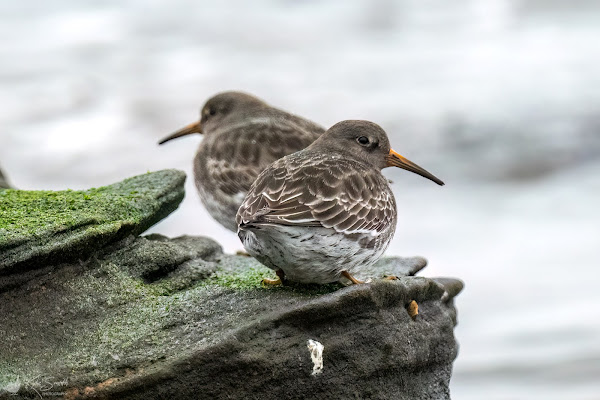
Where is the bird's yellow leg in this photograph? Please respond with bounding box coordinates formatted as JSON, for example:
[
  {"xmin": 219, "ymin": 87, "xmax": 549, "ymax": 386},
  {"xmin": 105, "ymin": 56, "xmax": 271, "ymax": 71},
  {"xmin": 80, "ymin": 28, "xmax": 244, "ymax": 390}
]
[
  {"xmin": 341, "ymin": 270, "xmax": 364, "ymax": 285},
  {"xmin": 261, "ymin": 269, "xmax": 285, "ymax": 286},
  {"xmin": 235, "ymin": 250, "xmax": 251, "ymax": 257},
  {"xmin": 383, "ymin": 275, "xmax": 398, "ymax": 281}
]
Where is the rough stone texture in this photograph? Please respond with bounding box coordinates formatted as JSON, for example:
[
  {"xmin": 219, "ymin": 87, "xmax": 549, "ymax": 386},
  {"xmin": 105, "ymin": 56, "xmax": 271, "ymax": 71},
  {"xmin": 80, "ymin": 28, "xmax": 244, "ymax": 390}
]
[
  {"xmin": 0, "ymin": 235, "xmax": 462, "ymax": 400},
  {"xmin": 0, "ymin": 171, "xmax": 463, "ymax": 400},
  {"xmin": 0, "ymin": 169, "xmax": 185, "ymax": 276},
  {"xmin": 358, "ymin": 255, "xmax": 428, "ymax": 280}
]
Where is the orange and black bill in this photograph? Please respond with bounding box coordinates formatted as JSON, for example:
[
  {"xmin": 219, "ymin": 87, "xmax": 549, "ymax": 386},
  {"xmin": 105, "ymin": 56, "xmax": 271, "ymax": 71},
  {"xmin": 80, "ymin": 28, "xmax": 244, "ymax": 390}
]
[
  {"xmin": 158, "ymin": 121, "xmax": 203, "ymax": 145},
  {"xmin": 386, "ymin": 149, "xmax": 444, "ymax": 186}
]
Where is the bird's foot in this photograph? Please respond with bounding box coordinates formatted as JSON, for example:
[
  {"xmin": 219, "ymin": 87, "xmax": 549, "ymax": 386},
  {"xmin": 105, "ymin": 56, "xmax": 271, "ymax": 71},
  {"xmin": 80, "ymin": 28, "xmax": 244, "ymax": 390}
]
[
  {"xmin": 235, "ymin": 250, "xmax": 252, "ymax": 257},
  {"xmin": 261, "ymin": 269, "xmax": 285, "ymax": 286},
  {"xmin": 261, "ymin": 277, "xmax": 283, "ymax": 286},
  {"xmin": 341, "ymin": 270, "xmax": 364, "ymax": 285},
  {"xmin": 406, "ymin": 300, "xmax": 419, "ymax": 320},
  {"xmin": 383, "ymin": 275, "xmax": 398, "ymax": 281}
]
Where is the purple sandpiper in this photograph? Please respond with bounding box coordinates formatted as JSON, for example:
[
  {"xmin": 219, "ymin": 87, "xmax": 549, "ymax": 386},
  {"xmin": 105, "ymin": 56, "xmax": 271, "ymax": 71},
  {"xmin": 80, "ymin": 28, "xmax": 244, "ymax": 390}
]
[
  {"xmin": 236, "ymin": 120, "xmax": 444, "ymax": 285},
  {"xmin": 159, "ymin": 91, "xmax": 324, "ymax": 231}
]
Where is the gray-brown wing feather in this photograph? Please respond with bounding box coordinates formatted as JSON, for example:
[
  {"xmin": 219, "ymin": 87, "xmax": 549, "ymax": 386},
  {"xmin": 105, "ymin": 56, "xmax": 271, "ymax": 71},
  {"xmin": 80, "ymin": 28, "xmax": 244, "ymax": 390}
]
[
  {"xmin": 200, "ymin": 120, "xmax": 324, "ymax": 197},
  {"xmin": 237, "ymin": 153, "xmax": 397, "ymax": 235}
]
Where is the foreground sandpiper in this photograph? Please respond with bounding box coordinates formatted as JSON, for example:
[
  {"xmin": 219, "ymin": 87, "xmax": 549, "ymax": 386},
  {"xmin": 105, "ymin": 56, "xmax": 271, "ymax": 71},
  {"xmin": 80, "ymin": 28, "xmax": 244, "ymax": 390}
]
[
  {"xmin": 236, "ymin": 120, "xmax": 444, "ymax": 285},
  {"xmin": 159, "ymin": 91, "xmax": 324, "ymax": 231}
]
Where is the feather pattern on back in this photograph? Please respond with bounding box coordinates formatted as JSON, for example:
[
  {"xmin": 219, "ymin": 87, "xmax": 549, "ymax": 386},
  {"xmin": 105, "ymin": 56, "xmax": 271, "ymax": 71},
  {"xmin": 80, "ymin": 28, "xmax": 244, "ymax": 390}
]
[
  {"xmin": 196, "ymin": 116, "xmax": 324, "ymax": 231},
  {"xmin": 236, "ymin": 150, "xmax": 398, "ymax": 241}
]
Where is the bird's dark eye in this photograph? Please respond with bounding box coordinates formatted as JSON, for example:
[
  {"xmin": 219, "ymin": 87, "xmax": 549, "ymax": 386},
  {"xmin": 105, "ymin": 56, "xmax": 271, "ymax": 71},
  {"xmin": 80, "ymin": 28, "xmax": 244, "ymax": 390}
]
[
  {"xmin": 209, "ymin": 108, "xmax": 216, "ymax": 116},
  {"xmin": 356, "ymin": 136, "xmax": 370, "ymax": 145}
]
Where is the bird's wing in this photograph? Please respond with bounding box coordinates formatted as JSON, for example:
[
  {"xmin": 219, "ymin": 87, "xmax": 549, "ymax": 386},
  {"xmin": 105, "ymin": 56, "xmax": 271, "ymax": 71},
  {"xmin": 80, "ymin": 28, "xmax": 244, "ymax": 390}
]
[
  {"xmin": 236, "ymin": 154, "xmax": 397, "ymax": 236},
  {"xmin": 202, "ymin": 120, "xmax": 324, "ymax": 197}
]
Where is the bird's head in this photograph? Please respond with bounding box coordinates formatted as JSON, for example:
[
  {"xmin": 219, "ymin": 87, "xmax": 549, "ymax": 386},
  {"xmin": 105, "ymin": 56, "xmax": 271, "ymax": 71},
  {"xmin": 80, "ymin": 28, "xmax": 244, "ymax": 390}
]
[
  {"xmin": 158, "ymin": 91, "xmax": 267, "ymax": 145},
  {"xmin": 312, "ymin": 120, "xmax": 444, "ymax": 185}
]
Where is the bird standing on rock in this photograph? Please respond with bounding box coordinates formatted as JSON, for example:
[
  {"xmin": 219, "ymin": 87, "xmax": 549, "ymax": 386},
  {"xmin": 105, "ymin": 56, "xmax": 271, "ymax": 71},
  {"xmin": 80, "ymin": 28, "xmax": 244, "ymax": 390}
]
[
  {"xmin": 236, "ymin": 120, "xmax": 444, "ymax": 285},
  {"xmin": 159, "ymin": 91, "xmax": 325, "ymax": 231}
]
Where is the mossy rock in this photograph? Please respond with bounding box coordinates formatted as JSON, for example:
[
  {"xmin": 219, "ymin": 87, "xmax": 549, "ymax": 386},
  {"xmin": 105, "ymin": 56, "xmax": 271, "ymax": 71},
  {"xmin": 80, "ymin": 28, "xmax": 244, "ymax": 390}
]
[
  {"xmin": 0, "ymin": 233, "xmax": 463, "ymax": 400},
  {"xmin": 0, "ymin": 168, "xmax": 463, "ymax": 399},
  {"xmin": 0, "ymin": 170, "xmax": 185, "ymax": 275}
]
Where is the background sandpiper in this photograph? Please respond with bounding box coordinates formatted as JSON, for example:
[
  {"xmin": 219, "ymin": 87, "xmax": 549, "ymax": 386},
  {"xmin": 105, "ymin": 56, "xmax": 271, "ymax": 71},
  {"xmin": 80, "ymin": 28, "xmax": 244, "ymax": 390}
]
[{"xmin": 159, "ymin": 91, "xmax": 325, "ymax": 231}]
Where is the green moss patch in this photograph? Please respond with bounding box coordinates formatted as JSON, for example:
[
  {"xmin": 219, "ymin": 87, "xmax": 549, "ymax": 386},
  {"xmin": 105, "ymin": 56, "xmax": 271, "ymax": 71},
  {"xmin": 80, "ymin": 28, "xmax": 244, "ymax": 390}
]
[
  {"xmin": 207, "ymin": 264, "xmax": 273, "ymax": 289},
  {"xmin": 0, "ymin": 170, "xmax": 186, "ymax": 273},
  {"xmin": 0, "ymin": 187, "xmax": 140, "ymax": 241},
  {"xmin": 203, "ymin": 256, "xmax": 342, "ymax": 296}
]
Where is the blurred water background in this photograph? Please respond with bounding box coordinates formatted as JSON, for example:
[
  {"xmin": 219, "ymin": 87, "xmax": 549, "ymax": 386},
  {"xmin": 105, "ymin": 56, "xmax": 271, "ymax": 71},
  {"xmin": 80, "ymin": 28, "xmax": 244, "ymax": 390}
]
[{"xmin": 1, "ymin": 1, "xmax": 599, "ymax": 398}]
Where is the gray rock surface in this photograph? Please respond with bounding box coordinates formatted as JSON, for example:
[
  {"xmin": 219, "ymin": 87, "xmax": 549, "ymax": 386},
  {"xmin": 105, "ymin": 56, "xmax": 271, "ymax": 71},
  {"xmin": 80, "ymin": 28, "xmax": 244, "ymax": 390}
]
[{"xmin": 0, "ymin": 172, "xmax": 463, "ymax": 400}]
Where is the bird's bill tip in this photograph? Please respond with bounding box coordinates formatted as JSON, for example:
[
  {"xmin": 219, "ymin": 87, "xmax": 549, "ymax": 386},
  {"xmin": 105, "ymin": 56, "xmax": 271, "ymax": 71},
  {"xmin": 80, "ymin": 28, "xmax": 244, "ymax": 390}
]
[
  {"xmin": 387, "ymin": 149, "xmax": 445, "ymax": 186},
  {"xmin": 158, "ymin": 121, "xmax": 203, "ymax": 145}
]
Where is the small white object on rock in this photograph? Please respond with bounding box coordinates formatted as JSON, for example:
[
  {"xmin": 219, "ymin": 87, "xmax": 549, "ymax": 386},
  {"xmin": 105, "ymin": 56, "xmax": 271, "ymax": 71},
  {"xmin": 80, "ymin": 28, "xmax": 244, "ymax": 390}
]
[
  {"xmin": 3, "ymin": 379, "xmax": 21, "ymax": 394},
  {"xmin": 307, "ymin": 339, "xmax": 324, "ymax": 375}
]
